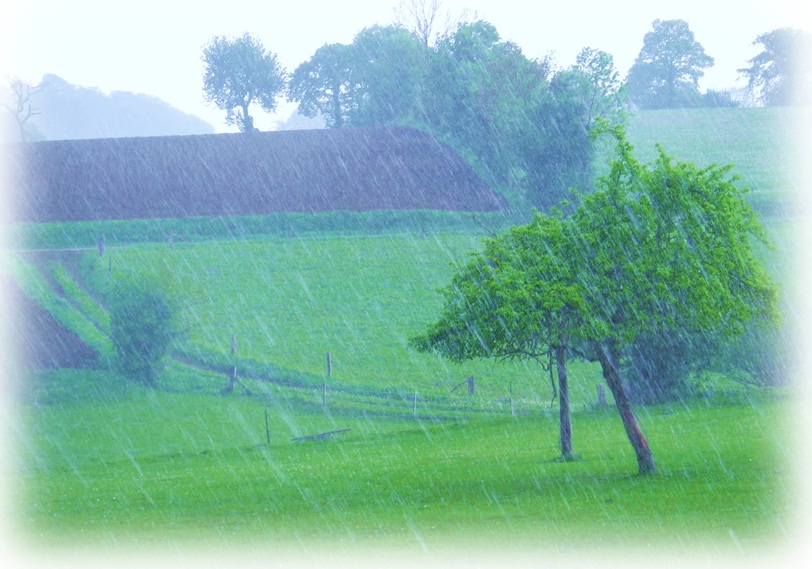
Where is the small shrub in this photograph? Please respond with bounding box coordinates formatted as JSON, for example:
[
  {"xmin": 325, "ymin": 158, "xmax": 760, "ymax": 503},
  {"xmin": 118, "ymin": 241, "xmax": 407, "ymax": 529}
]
[{"xmin": 109, "ymin": 275, "xmax": 181, "ymax": 386}]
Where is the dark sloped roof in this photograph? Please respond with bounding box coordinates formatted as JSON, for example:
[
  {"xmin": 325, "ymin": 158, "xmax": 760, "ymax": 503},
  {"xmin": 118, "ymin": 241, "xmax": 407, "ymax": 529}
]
[{"xmin": 7, "ymin": 126, "xmax": 506, "ymax": 223}]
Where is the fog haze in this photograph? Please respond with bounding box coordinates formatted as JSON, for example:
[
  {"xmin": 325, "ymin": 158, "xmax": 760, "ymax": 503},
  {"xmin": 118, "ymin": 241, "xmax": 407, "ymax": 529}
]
[{"xmin": 2, "ymin": 1, "xmax": 809, "ymax": 132}]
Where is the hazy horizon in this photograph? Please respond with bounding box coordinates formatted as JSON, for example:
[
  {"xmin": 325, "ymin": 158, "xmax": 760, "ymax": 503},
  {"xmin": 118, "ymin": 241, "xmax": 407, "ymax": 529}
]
[{"xmin": 2, "ymin": 0, "xmax": 810, "ymax": 132}]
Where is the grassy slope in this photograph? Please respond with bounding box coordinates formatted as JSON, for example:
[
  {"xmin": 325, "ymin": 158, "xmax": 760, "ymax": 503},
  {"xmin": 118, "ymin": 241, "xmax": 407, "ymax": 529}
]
[
  {"xmin": 99, "ymin": 234, "xmax": 607, "ymax": 408},
  {"xmin": 623, "ymin": 106, "xmax": 807, "ymax": 215},
  {"xmin": 9, "ymin": 106, "xmax": 802, "ymax": 549}
]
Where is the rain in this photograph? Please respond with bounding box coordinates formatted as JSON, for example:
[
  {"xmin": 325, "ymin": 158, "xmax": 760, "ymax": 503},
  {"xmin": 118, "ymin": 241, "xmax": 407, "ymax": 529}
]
[{"xmin": 1, "ymin": 2, "xmax": 811, "ymax": 569}]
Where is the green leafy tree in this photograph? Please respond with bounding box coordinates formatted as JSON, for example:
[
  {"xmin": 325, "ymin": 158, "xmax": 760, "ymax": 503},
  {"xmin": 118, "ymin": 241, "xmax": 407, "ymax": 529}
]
[
  {"xmin": 568, "ymin": 48, "xmax": 626, "ymax": 131},
  {"xmin": 413, "ymin": 124, "xmax": 779, "ymax": 475},
  {"xmin": 426, "ymin": 20, "xmax": 551, "ymax": 195},
  {"xmin": 626, "ymin": 19, "xmax": 714, "ymax": 109},
  {"xmin": 517, "ymin": 73, "xmax": 595, "ymax": 211},
  {"xmin": 202, "ymin": 33, "xmax": 287, "ymax": 132},
  {"xmin": 109, "ymin": 275, "xmax": 183, "ymax": 387},
  {"xmin": 411, "ymin": 213, "xmax": 585, "ymax": 460},
  {"xmin": 570, "ymin": 125, "xmax": 778, "ymax": 473},
  {"xmin": 349, "ymin": 25, "xmax": 428, "ymax": 126},
  {"xmin": 739, "ymin": 27, "xmax": 812, "ymax": 106},
  {"xmin": 287, "ymin": 26, "xmax": 427, "ymax": 129},
  {"xmin": 516, "ymin": 49, "xmax": 626, "ymax": 210},
  {"xmin": 287, "ymin": 43, "xmax": 360, "ymax": 128}
]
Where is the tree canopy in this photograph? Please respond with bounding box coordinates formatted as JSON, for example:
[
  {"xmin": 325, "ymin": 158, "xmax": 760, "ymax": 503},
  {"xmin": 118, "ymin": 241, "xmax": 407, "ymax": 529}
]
[
  {"xmin": 202, "ymin": 33, "xmax": 287, "ymax": 132},
  {"xmin": 412, "ymin": 125, "xmax": 780, "ymax": 475},
  {"xmin": 626, "ymin": 19, "xmax": 714, "ymax": 109},
  {"xmin": 410, "ymin": 212, "xmax": 583, "ymax": 460},
  {"xmin": 287, "ymin": 42, "xmax": 359, "ymax": 128},
  {"xmin": 739, "ymin": 27, "xmax": 812, "ymax": 106},
  {"xmin": 285, "ymin": 18, "xmax": 625, "ymax": 211}
]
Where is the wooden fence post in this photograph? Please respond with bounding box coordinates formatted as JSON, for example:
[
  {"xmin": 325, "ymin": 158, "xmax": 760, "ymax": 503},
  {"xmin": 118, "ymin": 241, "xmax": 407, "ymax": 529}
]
[
  {"xmin": 264, "ymin": 409, "xmax": 270, "ymax": 445},
  {"xmin": 326, "ymin": 351, "xmax": 332, "ymax": 377},
  {"xmin": 322, "ymin": 383, "xmax": 327, "ymax": 406},
  {"xmin": 224, "ymin": 333, "xmax": 237, "ymax": 394},
  {"xmin": 413, "ymin": 390, "xmax": 417, "ymax": 416}
]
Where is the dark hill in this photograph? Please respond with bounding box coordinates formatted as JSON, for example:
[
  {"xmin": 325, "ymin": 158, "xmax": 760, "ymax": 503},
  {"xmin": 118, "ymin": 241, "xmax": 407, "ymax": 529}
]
[
  {"xmin": 3, "ymin": 275, "xmax": 99, "ymax": 370},
  {"xmin": 8, "ymin": 126, "xmax": 506, "ymax": 223}
]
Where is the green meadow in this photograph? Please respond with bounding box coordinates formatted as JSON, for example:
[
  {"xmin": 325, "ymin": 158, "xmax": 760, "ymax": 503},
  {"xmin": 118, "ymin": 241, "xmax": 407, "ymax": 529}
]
[{"xmin": 6, "ymin": 106, "xmax": 805, "ymax": 552}]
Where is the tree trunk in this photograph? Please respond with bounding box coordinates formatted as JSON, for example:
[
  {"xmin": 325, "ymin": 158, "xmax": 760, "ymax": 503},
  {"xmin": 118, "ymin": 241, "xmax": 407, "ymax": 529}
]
[
  {"xmin": 597, "ymin": 341, "xmax": 657, "ymax": 475},
  {"xmin": 331, "ymin": 82, "xmax": 343, "ymax": 128},
  {"xmin": 555, "ymin": 344, "xmax": 574, "ymax": 460},
  {"xmin": 240, "ymin": 104, "xmax": 254, "ymax": 132}
]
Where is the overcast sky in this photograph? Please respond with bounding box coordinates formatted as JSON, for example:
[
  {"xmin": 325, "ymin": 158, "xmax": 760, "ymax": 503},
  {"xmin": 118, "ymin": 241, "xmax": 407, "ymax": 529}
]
[{"xmin": 1, "ymin": 0, "xmax": 810, "ymax": 132}]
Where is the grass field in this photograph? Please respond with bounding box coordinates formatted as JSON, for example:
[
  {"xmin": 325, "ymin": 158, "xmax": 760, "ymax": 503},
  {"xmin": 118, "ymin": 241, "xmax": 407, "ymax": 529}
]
[
  {"xmin": 13, "ymin": 373, "xmax": 792, "ymax": 550},
  {"xmin": 624, "ymin": 106, "xmax": 808, "ymax": 216},
  {"xmin": 5, "ymin": 106, "xmax": 806, "ymax": 555}
]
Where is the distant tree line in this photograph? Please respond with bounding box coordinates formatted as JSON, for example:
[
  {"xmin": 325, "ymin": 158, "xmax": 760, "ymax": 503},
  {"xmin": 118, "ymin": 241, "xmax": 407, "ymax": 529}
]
[
  {"xmin": 204, "ymin": 19, "xmax": 625, "ymax": 211},
  {"xmin": 199, "ymin": 6, "xmax": 811, "ymax": 210}
]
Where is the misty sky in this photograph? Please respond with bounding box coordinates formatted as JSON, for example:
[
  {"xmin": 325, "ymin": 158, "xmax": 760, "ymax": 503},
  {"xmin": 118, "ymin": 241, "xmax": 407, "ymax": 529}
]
[{"xmin": 2, "ymin": 0, "xmax": 809, "ymax": 132}]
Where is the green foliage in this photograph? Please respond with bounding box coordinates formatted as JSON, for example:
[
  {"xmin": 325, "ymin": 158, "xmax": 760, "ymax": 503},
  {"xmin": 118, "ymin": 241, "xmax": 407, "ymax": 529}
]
[
  {"xmin": 518, "ymin": 77, "xmax": 595, "ymax": 210},
  {"xmin": 202, "ymin": 33, "xmax": 287, "ymax": 132},
  {"xmin": 108, "ymin": 274, "xmax": 183, "ymax": 386},
  {"xmin": 12, "ymin": 210, "xmax": 517, "ymax": 250},
  {"xmin": 738, "ymin": 27, "xmax": 812, "ymax": 106},
  {"xmin": 411, "ymin": 125, "xmax": 781, "ymax": 473},
  {"xmin": 426, "ymin": 21, "xmax": 552, "ymax": 194},
  {"xmin": 286, "ymin": 18, "xmax": 627, "ymax": 211},
  {"xmin": 570, "ymin": 47, "xmax": 628, "ymax": 130},
  {"xmin": 288, "ymin": 25, "xmax": 428, "ymax": 129},
  {"xmin": 575, "ymin": 124, "xmax": 779, "ymax": 345},
  {"xmin": 410, "ymin": 213, "xmax": 581, "ymax": 363},
  {"xmin": 349, "ymin": 24, "xmax": 428, "ymax": 127},
  {"xmin": 287, "ymin": 42, "xmax": 359, "ymax": 128},
  {"xmin": 626, "ymin": 19, "xmax": 715, "ymax": 110}
]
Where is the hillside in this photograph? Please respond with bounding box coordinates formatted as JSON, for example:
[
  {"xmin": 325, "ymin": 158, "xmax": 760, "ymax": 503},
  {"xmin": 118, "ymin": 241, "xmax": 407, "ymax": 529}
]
[
  {"xmin": 10, "ymin": 127, "xmax": 506, "ymax": 223},
  {"xmin": 623, "ymin": 105, "xmax": 807, "ymax": 216},
  {"xmin": 7, "ymin": 104, "xmax": 796, "ymax": 549},
  {"xmin": 3, "ymin": 74, "xmax": 215, "ymax": 142}
]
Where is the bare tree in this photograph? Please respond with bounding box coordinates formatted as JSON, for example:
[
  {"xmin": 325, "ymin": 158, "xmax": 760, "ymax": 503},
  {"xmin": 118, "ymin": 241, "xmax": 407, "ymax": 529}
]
[
  {"xmin": 393, "ymin": 0, "xmax": 475, "ymax": 46},
  {"xmin": 1, "ymin": 78, "xmax": 42, "ymax": 142}
]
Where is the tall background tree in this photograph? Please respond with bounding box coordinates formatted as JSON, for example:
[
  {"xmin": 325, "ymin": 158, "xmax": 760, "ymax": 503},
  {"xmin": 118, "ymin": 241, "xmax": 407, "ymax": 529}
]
[
  {"xmin": 395, "ymin": 0, "xmax": 450, "ymax": 47},
  {"xmin": 566, "ymin": 48, "xmax": 626, "ymax": 131},
  {"xmin": 287, "ymin": 42, "xmax": 359, "ymax": 128},
  {"xmin": 349, "ymin": 25, "xmax": 428, "ymax": 127},
  {"xmin": 626, "ymin": 19, "xmax": 714, "ymax": 109},
  {"xmin": 739, "ymin": 27, "xmax": 812, "ymax": 106},
  {"xmin": 285, "ymin": 19, "xmax": 626, "ymax": 211},
  {"xmin": 202, "ymin": 33, "xmax": 287, "ymax": 132}
]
